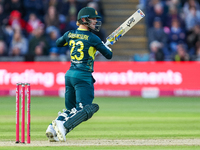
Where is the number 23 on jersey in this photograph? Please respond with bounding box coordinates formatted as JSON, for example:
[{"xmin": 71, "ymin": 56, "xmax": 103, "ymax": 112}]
[{"xmin": 69, "ymin": 40, "xmax": 96, "ymax": 61}]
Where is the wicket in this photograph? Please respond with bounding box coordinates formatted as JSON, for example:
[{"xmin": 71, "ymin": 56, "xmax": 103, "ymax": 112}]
[{"xmin": 16, "ymin": 83, "xmax": 31, "ymax": 144}]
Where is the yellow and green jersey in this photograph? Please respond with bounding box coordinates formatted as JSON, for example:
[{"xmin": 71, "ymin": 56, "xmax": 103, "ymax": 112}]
[{"xmin": 56, "ymin": 28, "xmax": 112, "ymax": 72}]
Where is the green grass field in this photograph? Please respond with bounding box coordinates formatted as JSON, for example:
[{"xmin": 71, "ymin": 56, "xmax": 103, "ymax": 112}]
[{"xmin": 0, "ymin": 96, "xmax": 200, "ymax": 149}]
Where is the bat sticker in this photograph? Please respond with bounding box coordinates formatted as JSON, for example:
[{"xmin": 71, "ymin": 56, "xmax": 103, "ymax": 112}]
[
  {"xmin": 126, "ymin": 17, "xmax": 135, "ymax": 27},
  {"xmin": 137, "ymin": 9, "xmax": 145, "ymax": 17},
  {"xmin": 107, "ymin": 29, "xmax": 124, "ymax": 45}
]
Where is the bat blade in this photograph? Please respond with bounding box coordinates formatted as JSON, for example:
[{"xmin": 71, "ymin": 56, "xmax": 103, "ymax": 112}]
[{"xmin": 106, "ymin": 9, "xmax": 145, "ymax": 45}]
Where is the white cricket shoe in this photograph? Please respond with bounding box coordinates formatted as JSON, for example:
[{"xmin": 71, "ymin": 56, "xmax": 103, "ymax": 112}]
[
  {"xmin": 52, "ymin": 120, "xmax": 66, "ymax": 142},
  {"xmin": 46, "ymin": 124, "xmax": 59, "ymax": 142}
]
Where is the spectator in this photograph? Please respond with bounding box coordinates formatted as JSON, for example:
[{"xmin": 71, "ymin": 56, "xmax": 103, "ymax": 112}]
[
  {"xmin": 46, "ymin": 27, "xmax": 59, "ymax": 49},
  {"xmin": 28, "ymin": 23, "xmax": 49, "ymax": 56},
  {"xmin": 184, "ymin": 6, "xmax": 200, "ymax": 31},
  {"xmin": 8, "ymin": 10, "xmax": 26, "ymax": 31},
  {"xmin": 148, "ymin": 17, "xmax": 169, "ymax": 56},
  {"xmin": 168, "ymin": 18, "xmax": 186, "ymax": 53},
  {"xmin": 9, "ymin": 28, "xmax": 28, "ymax": 56},
  {"xmin": 165, "ymin": 0, "xmax": 182, "ymax": 12},
  {"xmin": 49, "ymin": 47, "xmax": 59, "ymax": 58},
  {"xmin": 195, "ymin": 45, "xmax": 200, "ymax": 61},
  {"xmin": 0, "ymin": 5, "xmax": 8, "ymax": 43},
  {"xmin": 58, "ymin": 0, "xmax": 82, "ymax": 17},
  {"xmin": 147, "ymin": 1, "xmax": 168, "ymax": 28},
  {"xmin": 44, "ymin": 5, "xmax": 60, "ymax": 29},
  {"xmin": 67, "ymin": 14, "xmax": 78, "ymax": 30},
  {"xmin": 58, "ymin": 0, "xmax": 83, "ymax": 34},
  {"xmin": 43, "ymin": 0, "xmax": 61, "ymax": 12},
  {"xmin": 3, "ymin": 0, "xmax": 25, "ymax": 18},
  {"xmin": 23, "ymin": 0, "xmax": 45, "ymax": 21},
  {"xmin": 183, "ymin": 0, "xmax": 200, "ymax": 16},
  {"xmin": 34, "ymin": 44, "xmax": 44, "ymax": 56},
  {"xmin": 165, "ymin": 4, "xmax": 185, "ymax": 29},
  {"xmin": 46, "ymin": 26, "xmax": 68, "ymax": 56},
  {"xmin": 0, "ymin": 40, "xmax": 8, "ymax": 56},
  {"xmin": 26, "ymin": 13, "xmax": 42, "ymax": 35},
  {"xmin": 2, "ymin": 23, "xmax": 14, "ymax": 46},
  {"xmin": 187, "ymin": 24, "xmax": 200, "ymax": 55},
  {"xmin": 46, "ymin": 26, "xmax": 60, "ymax": 43},
  {"xmin": 172, "ymin": 43, "xmax": 190, "ymax": 61},
  {"xmin": 0, "ymin": 24, "xmax": 7, "ymax": 42},
  {"xmin": 149, "ymin": 41, "xmax": 165, "ymax": 61},
  {"xmin": 0, "ymin": 3, "xmax": 8, "ymax": 26}
]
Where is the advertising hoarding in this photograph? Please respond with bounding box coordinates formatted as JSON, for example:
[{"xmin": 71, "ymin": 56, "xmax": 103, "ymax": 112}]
[{"xmin": 0, "ymin": 62, "xmax": 200, "ymax": 97}]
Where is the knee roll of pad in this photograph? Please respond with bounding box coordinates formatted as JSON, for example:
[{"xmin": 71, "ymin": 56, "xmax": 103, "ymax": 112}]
[
  {"xmin": 64, "ymin": 103, "xmax": 99, "ymax": 133},
  {"xmin": 84, "ymin": 103, "xmax": 99, "ymax": 119}
]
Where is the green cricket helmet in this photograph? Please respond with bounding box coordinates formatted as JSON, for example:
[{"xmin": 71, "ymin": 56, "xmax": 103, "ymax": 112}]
[
  {"xmin": 78, "ymin": 7, "xmax": 101, "ymax": 20},
  {"xmin": 77, "ymin": 7, "xmax": 102, "ymax": 32}
]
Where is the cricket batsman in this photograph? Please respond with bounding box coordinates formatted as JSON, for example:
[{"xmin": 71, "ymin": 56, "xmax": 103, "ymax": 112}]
[{"xmin": 45, "ymin": 7, "xmax": 112, "ymax": 142}]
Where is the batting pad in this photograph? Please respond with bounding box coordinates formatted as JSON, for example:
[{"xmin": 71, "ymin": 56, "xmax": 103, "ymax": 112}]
[{"xmin": 63, "ymin": 103, "xmax": 99, "ymax": 133}]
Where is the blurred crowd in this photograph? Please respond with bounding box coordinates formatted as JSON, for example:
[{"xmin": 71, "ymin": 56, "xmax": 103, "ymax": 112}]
[
  {"xmin": 1, "ymin": 0, "xmax": 200, "ymax": 62},
  {"xmin": 138, "ymin": 0, "xmax": 200, "ymax": 61},
  {"xmin": 0, "ymin": 0, "xmax": 105, "ymax": 61}
]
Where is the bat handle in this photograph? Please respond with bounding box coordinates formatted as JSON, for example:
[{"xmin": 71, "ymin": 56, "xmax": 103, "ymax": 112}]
[{"xmin": 105, "ymin": 40, "xmax": 111, "ymax": 46}]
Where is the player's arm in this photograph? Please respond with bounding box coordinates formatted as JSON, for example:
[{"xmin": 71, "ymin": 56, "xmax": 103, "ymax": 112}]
[
  {"xmin": 56, "ymin": 32, "xmax": 69, "ymax": 47},
  {"xmin": 95, "ymin": 42, "xmax": 112, "ymax": 59},
  {"xmin": 93, "ymin": 37, "xmax": 112, "ymax": 59}
]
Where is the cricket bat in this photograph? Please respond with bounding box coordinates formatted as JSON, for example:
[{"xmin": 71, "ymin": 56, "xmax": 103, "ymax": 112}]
[{"xmin": 105, "ymin": 9, "xmax": 145, "ymax": 46}]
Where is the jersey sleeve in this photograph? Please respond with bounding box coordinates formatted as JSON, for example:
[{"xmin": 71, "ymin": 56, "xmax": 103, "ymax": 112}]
[
  {"xmin": 92, "ymin": 35, "xmax": 112, "ymax": 59},
  {"xmin": 56, "ymin": 32, "xmax": 69, "ymax": 47}
]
